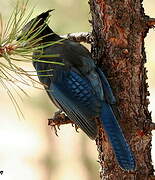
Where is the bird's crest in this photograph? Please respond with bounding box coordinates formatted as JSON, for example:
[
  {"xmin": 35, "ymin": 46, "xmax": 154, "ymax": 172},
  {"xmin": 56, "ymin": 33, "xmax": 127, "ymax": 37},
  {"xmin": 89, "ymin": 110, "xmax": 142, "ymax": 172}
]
[
  {"xmin": 37, "ymin": 9, "xmax": 54, "ymax": 22},
  {"xmin": 18, "ymin": 9, "xmax": 54, "ymax": 41}
]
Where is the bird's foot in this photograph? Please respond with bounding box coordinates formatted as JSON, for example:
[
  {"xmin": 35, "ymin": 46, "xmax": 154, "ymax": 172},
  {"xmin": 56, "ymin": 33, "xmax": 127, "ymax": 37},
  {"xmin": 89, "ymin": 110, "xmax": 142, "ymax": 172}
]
[{"xmin": 48, "ymin": 111, "xmax": 77, "ymax": 136}]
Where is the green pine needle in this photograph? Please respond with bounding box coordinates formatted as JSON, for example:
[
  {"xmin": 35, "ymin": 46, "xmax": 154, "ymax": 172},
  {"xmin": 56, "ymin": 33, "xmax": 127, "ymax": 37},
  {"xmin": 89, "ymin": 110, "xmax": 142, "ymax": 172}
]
[{"xmin": 0, "ymin": 1, "xmax": 63, "ymax": 119}]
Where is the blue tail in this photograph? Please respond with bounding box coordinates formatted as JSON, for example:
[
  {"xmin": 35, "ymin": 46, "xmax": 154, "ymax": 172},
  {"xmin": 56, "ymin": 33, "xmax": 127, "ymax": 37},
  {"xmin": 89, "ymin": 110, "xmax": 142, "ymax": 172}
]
[{"xmin": 101, "ymin": 103, "xmax": 136, "ymax": 170}]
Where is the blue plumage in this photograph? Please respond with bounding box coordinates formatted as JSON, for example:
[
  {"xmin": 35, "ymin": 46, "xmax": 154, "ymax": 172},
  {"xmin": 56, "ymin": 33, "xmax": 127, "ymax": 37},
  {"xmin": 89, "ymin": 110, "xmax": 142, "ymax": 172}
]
[
  {"xmin": 48, "ymin": 70, "xmax": 100, "ymax": 139},
  {"xmin": 20, "ymin": 10, "xmax": 136, "ymax": 171},
  {"xmin": 101, "ymin": 103, "xmax": 135, "ymax": 170}
]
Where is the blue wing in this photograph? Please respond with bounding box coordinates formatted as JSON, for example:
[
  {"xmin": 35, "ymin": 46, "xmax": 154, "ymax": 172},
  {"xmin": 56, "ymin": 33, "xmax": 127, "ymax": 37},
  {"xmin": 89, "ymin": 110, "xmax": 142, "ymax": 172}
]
[
  {"xmin": 98, "ymin": 68, "xmax": 136, "ymax": 170},
  {"xmin": 48, "ymin": 70, "xmax": 102, "ymax": 139}
]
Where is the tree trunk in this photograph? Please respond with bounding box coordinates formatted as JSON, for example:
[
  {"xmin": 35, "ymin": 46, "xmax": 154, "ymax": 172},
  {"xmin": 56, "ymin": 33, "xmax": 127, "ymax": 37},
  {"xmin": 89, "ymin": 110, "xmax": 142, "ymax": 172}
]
[{"xmin": 89, "ymin": 0, "xmax": 154, "ymax": 179}]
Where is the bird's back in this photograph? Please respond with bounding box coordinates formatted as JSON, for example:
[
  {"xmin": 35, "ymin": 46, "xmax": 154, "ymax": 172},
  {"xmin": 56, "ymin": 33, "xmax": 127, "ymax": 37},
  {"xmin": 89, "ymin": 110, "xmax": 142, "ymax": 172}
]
[
  {"xmin": 34, "ymin": 39, "xmax": 104, "ymax": 99},
  {"xmin": 33, "ymin": 39, "xmax": 105, "ymax": 139}
]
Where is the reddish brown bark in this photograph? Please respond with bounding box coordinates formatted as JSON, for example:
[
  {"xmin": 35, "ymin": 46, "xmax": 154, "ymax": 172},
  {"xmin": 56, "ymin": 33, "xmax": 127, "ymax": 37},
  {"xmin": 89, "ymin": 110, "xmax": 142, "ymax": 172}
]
[{"xmin": 89, "ymin": 0, "xmax": 154, "ymax": 179}]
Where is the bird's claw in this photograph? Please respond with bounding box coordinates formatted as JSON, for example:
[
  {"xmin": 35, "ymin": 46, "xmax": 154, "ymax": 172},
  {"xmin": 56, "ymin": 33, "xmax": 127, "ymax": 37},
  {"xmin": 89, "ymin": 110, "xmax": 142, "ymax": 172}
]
[
  {"xmin": 48, "ymin": 111, "xmax": 76, "ymax": 136},
  {"xmin": 53, "ymin": 125, "xmax": 59, "ymax": 136},
  {"xmin": 71, "ymin": 123, "xmax": 79, "ymax": 133},
  {"xmin": 48, "ymin": 119, "xmax": 60, "ymax": 136},
  {"xmin": 75, "ymin": 124, "xmax": 79, "ymax": 133}
]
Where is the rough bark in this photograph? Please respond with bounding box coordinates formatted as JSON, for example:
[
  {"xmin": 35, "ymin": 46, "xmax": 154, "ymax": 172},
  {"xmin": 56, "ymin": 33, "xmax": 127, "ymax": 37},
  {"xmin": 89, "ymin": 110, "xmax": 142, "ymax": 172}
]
[{"xmin": 89, "ymin": 0, "xmax": 154, "ymax": 179}]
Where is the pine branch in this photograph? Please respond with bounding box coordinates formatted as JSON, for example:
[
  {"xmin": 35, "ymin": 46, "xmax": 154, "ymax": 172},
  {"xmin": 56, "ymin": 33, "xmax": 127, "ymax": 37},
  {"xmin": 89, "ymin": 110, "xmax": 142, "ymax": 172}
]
[
  {"xmin": 146, "ymin": 18, "xmax": 155, "ymax": 28},
  {"xmin": 61, "ymin": 32, "xmax": 92, "ymax": 43}
]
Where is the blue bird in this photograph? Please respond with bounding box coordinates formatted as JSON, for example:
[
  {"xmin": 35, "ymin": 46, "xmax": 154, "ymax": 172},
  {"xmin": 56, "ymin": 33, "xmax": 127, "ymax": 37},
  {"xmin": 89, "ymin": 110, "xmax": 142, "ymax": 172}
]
[{"xmin": 19, "ymin": 10, "xmax": 136, "ymax": 170}]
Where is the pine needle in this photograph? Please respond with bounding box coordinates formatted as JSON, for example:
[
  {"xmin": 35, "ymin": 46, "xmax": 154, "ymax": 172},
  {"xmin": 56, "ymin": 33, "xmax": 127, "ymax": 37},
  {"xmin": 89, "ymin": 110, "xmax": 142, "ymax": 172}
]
[{"xmin": 0, "ymin": 1, "xmax": 62, "ymax": 119}]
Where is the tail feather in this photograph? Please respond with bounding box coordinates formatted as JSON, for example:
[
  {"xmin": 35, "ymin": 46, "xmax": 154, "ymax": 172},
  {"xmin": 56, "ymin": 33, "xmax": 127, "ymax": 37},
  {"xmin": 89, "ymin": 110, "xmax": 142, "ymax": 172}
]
[{"xmin": 101, "ymin": 103, "xmax": 136, "ymax": 170}]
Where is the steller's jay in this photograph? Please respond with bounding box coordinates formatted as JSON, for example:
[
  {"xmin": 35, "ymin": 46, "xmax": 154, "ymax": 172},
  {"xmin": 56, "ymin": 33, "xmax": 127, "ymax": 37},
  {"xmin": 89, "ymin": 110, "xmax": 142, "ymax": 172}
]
[{"xmin": 19, "ymin": 10, "xmax": 136, "ymax": 170}]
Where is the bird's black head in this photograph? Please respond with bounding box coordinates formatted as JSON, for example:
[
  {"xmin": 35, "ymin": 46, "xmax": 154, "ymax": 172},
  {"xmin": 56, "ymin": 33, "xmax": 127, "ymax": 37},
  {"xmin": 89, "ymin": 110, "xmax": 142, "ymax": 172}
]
[
  {"xmin": 17, "ymin": 9, "xmax": 55, "ymax": 42},
  {"xmin": 37, "ymin": 10, "xmax": 54, "ymax": 21}
]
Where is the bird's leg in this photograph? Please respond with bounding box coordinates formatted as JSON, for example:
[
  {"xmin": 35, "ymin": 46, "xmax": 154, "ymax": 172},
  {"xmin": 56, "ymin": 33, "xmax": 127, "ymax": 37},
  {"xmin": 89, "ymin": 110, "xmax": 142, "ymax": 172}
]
[
  {"xmin": 53, "ymin": 110, "xmax": 63, "ymax": 119},
  {"xmin": 48, "ymin": 110, "xmax": 79, "ymax": 135}
]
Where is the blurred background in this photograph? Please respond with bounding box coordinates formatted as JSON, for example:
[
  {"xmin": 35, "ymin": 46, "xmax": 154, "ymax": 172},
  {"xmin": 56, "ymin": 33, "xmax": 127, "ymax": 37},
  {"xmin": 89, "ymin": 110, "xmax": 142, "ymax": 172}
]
[{"xmin": 0, "ymin": 0, "xmax": 155, "ymax": 180}]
